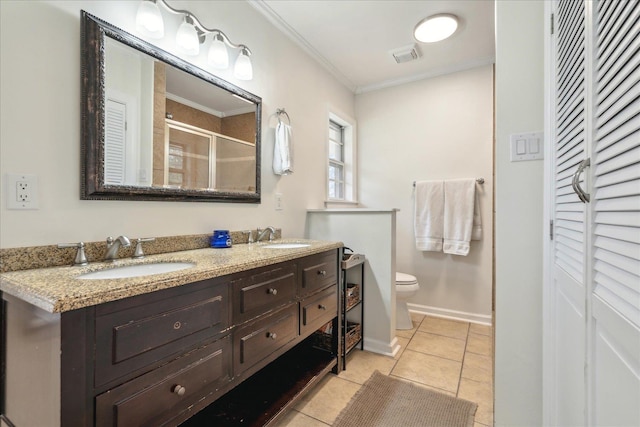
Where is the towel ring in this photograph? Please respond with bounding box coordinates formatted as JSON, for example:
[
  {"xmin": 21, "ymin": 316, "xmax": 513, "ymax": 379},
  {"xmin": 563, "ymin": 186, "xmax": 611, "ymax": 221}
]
[{"xmin": 276, "ymin": 108, "xmax": 291, "ymax": 125}]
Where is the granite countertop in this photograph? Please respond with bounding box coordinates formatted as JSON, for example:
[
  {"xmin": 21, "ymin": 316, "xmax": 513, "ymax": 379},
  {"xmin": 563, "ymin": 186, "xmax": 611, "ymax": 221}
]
[{"xmin": 0, "ymin": 239, "xmax": 342, "ymax": 313}]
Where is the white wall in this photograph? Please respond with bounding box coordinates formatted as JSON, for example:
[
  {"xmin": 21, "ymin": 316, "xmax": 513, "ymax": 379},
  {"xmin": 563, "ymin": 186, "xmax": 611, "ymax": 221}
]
[
  {"xmin": 495, "ymin": 1, "xmax": 544, "ymax": 425},
  {"xmin": 0, "ymin": 0, "xmax": 354, "ymax": 248},
  {"xmin": 355, "ymin": 65, "xmax": 494, "ymax": 323},
  {"xmin": 306, "ymin": 209, "xmax": 399, "ymax": 356}
]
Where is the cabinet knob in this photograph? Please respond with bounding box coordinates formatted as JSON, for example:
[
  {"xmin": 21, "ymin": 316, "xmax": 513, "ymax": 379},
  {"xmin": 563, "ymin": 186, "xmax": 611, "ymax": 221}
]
[
  {"xmin": 267, "ymin": 332, "xmax": 277, "ymax": 340},
  {"xmin": 172, "ymin": 385, "xmax": 186, "ymax": 396},
  {"xmin": 318, "ymin": 304, "xmax": 327, "ymax": 310},
  {"xmin": 318, "ymin": 270, "xmax": 327, "ymax": 276},
  {"xmin": 268, "ymin": 288, "xmax": 278, "ymax": 295}
]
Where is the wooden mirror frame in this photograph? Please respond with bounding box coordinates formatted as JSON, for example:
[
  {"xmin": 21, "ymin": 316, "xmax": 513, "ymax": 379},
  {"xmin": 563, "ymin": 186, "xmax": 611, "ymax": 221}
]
[{"xmin": 81, "ymin": 11, "xmax": 261, "ymax": 203}]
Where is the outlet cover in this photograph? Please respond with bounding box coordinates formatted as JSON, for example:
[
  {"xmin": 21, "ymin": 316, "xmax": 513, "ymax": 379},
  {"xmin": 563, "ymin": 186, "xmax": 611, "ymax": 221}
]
[{"xmin": 6, "ymin": 173, "xmax": 39, "ymax": 209}]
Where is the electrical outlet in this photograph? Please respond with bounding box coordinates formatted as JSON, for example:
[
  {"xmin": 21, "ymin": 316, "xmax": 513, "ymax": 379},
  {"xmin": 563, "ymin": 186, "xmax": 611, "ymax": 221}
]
[
  {"xmin": 275, "ymin": 193, "xmax": 283, "ymax": 210},
  {"xmin": 6, "ymin": 174, "xmax": 39, "ymax": 210}
]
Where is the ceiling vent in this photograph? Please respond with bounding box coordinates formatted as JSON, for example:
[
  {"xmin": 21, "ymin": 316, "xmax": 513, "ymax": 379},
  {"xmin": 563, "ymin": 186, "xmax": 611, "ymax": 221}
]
[{"xmin": 390, "ymin": 44, "xmax": 421, "ymax": 64}]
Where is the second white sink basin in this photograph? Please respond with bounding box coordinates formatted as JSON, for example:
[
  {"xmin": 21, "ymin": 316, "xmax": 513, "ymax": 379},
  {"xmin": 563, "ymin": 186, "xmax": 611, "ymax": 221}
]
[
  {"xmin": 77, "ymin": 262, "xmax": 195, "ymax": 280},
  {"xmin": 262, "ymin": 243, "xmax": 310, "ymax": 249}
]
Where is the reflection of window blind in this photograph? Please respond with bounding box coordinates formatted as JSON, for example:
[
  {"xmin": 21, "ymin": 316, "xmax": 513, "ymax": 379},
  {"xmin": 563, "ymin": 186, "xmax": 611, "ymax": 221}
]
[{"xmin": 105, "ymin": 99, "xmax": 126, "ymax": 185}]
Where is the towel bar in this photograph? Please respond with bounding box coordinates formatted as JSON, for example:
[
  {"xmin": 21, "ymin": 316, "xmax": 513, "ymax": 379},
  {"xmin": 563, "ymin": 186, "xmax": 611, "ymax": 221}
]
[
  {"xmin": 413, "ymin": 178, "xmax": 485, "ymax": 187},
  {"xmin": 276, "ymin": 108, "xmax": 291, "ymax": 124}
]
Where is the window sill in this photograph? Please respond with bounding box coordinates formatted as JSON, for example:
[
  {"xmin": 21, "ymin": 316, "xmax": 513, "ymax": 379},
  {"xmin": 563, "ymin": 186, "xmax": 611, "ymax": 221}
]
[{"xmin": 324, "ymin": 200, "xmax": 359, "ymax": 208}]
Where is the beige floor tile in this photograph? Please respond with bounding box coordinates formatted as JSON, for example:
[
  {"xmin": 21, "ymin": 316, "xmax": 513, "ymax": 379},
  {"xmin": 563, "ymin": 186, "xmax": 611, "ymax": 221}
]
[
  {"xmin": 462, "ymin": 352, "xmax": 493, "ymax": 384},
  {"xmin": 393, "ymin": 336, "xmax": 410, "ymax": 360},
  {"xmin": 339, "ymin": 349, "xmax": 397, "ymax": 384},
  {"xmin": 395, "ymin": 327, "xmax": 415, "ymax": 339},
  {"xmin": 466, "ymin": 332, "xmax": 492, "ymax": 356},
  {"xmin": 407, "ymin": 331, "xmax": 466, "ymax": 361},
  {"xmin": 458, "ymin": 378, "xmax": 494, "ymax": 426},
  {"xmin": 419, "ymin": 316, "xmax": 470, "ymax": 340},
  {"xmin": 410, "ymin": 312, "xmax": 425, "ymax": 326},
  {"xmin": 270, "ymin": 410, "xmax": 329, "ymax": 427},
  {"xmin": 469, "ymin": 323, "xmax": 493, "ymax": 337},
  {"xmin": 294, "ymin": 375, "xmax": 360, "ymax": 425},
  {"xmin": 391, "ymin": 349, "xmax": 461, "ymax": 393}
]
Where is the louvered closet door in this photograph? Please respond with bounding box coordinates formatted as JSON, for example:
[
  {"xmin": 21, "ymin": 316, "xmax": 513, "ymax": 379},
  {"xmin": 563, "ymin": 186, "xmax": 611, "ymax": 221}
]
[
  {"xmin": 590, "ymin": 0, "xmax": 640, "ymax": 425},
  {"xmin": 548, "ymin": 0, "xmax": 640, "ymax": 425},
  {"xmin": 551, "ymin": 0, "xmax": 588, "ymax": 424}
]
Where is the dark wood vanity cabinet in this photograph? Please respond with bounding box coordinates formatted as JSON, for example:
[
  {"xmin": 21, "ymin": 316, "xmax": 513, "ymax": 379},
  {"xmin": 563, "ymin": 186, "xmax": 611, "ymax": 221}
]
[{"xmin": 58, "ymin": 249, "xmax": 340, "ymax": 427}]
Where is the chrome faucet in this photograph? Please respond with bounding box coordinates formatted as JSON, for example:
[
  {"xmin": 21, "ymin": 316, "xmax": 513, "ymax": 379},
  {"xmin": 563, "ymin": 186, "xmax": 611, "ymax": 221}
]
[
  {"xmin": 104, "ymin": 235, "xmax": 131, "ymax": 261},
  {"xmin": 256, "ymin": 226, "xmax": 276, "ymax": 242}
]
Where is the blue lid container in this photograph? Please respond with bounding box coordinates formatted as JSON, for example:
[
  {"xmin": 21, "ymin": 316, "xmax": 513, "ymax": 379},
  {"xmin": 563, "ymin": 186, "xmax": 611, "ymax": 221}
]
[{"xmin": 210, "ymin": 230, "xmax": 232, "ymax": 248}]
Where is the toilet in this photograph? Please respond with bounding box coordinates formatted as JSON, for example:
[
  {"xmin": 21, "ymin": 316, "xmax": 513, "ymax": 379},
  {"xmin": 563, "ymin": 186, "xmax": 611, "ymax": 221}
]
[{"xmin": 395, "ymin": 272, "xmax": 420, "ymax": 330}]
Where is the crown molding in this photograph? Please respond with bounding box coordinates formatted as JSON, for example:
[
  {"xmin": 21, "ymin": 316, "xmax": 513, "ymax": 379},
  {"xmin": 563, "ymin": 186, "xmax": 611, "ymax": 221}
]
[
  {"xmin": 249, "ymin": 0, "xmax": 357, "ymax": 92},
  {"xmin": 355, "ymin": 56, "xmax": 496, "ymax": 94}
]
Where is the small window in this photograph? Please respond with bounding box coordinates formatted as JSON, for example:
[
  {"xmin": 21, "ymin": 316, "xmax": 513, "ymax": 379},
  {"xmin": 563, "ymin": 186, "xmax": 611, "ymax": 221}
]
[
  {"xmin": 327, "ymin": 111, "xmax": 357, "ymax": 204},
  {"xmin": 328, "ymin": 121, "xmax": 345, "ymax": 200}
]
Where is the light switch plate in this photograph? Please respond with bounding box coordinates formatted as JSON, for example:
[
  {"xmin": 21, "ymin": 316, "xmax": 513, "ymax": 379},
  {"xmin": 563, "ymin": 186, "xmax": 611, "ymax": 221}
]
[{"xmin": 510, "ymin": 132, "xmax": 544, "ymax": 162}]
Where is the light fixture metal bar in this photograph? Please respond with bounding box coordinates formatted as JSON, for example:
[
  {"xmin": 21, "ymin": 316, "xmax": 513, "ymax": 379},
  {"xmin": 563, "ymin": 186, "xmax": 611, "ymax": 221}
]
[{"xmin": 153, "ymin": 0, "xmax": 251, "ymax": 54}]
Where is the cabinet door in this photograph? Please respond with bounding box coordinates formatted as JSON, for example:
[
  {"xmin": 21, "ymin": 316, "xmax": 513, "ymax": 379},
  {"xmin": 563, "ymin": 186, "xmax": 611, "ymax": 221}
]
[{"xmin": 95, "ymin": 336, "xmax": 232, "ymax": 427}]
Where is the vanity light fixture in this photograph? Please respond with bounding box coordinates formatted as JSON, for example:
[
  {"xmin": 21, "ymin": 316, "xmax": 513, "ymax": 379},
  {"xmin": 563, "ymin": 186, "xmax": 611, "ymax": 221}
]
[
  {"xmin": 135, "ymin": 0, "xmax": 253, "ymax": 80},
  {"xmin": 414, "ymin": 14, "xmax": 459, "ymax": 43}
]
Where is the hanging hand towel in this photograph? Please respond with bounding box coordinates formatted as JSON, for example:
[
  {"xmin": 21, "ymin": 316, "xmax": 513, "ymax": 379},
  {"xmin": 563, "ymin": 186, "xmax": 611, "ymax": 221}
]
[
  {"xmin": 443, "ymin": 179, "xmax": 476, "ymax": 256},
  {"xmin": 414, "ymin": 180, "xmax": 445, "ymax": 251},
  {"xmin": 273, "ymin": 122, "xmax": 293, "ymax": 175},
  {"xmin": 471, "ymin": 189, "xmax": 482, "ymax": 241}
]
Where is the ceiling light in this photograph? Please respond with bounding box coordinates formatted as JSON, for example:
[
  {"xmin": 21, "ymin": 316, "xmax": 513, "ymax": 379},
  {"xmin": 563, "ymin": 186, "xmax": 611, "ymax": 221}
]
[
  {"xmin": 414, "ymin": 14, "xmax": 458, "ymax": 43},
  {"xmin": 134, "ymin": 0, "xmax": 253, "ymax": 80}
]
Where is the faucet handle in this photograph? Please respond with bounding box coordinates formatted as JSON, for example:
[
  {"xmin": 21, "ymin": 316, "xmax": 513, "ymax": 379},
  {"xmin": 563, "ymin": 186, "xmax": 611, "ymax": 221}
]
[
  {"xmin": 57, "ymin": 242, "xmax": 89, "ymax": 266},
  {"xmin": 244, "ymin": 230, "xmax": 254, "ymax": 244},
  {"xmin": 133, "ymin": 237, "xmax": 155, "ymax": 259}
]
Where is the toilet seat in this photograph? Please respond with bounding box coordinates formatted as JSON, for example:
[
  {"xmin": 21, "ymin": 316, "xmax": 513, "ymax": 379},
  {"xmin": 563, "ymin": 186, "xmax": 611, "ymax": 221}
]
[{"xmin": 396, "ymin": 272, "xmax": 418, "ymax": 285}]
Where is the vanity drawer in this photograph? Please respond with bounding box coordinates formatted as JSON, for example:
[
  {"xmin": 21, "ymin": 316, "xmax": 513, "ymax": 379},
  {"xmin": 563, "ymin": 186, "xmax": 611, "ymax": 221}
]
[
  {"xmin": 231, "ymin": 262, "xmax": 297, "ymax": 324},
  {"xmin": 299, "ymin": 251, "xmax": 338, "ymax": 296},
  {"xmin": 95, "ymin": 278, "xmax": 229, "ymax": 387},
  {"xmin": 95, "ymin": 336, "xmax": 232, "ymax": 427},
  {"xmin": 233, "ymin": 303, "xmax": 299, "ymax": 375},
  {"xmin": 300, "ymin": 285, "xmax": 338, "ymax": 335}
]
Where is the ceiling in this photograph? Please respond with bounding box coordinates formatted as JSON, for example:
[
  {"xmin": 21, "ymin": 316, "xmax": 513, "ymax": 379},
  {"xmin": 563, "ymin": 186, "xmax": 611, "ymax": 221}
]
[{"xmin": 251, "ymin": 0, "xmax": 495, "ymax": 94}]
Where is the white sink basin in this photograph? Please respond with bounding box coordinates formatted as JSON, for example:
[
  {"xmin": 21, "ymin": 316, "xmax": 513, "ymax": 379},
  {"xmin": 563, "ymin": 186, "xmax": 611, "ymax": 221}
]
[
  {"xmin": 262, "ymin": 243, "xmax": 310, "ymax": 249},
  {"xmin": 77, "ymin": 262, "xmax": 195, "ymax": 280}
]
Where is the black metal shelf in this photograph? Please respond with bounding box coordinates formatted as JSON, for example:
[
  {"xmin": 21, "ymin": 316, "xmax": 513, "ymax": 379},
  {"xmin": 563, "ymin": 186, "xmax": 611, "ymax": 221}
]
[{"xmin": 341, "ymin": 253, "xmax": 365, "ymax": 370}]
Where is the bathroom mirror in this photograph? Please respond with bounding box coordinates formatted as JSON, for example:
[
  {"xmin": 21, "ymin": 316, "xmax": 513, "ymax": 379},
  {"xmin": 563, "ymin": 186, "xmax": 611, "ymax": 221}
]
[{"xmin": 81, "ymin": 11, "xmax": 261, "ymax": 202}]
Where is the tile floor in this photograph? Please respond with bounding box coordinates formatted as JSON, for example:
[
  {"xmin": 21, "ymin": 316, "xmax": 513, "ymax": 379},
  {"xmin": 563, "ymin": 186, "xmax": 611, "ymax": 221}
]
[{"xmin": 274, "ymin": 313, "xmax": 494, "ymax": 427}]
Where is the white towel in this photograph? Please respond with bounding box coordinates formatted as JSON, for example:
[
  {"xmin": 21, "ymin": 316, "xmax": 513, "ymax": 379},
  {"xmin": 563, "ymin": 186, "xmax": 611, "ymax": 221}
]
[
  {"xmin": 414, "ymin": 180, "xmax": 444, "ymax": 251},
  {"xmin": 472, "ymin": 189, "xmax": 482, "ymax": 241},
  {"xmin": 443, "ymin": 179, "xmax": 476, "ymax": 256},
  {"xmin": 273, "ymin": 122, "xmax": 293, "ymax": 175}
]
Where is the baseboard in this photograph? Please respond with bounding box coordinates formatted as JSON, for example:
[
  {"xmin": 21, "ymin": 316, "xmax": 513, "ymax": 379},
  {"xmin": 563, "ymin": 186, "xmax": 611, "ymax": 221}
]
[
  {"xmin": 363, "ymin": 336, "xmax": 401, "ymax": 357},
  {"xmin": 407, "ymin": 303, "xmax": 492, "ymax": 326}
]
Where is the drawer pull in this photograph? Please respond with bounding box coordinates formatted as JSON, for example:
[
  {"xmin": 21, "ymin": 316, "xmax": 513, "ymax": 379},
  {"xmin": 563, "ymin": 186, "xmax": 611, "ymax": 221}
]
[
  {"xmin": 318, "ymin": 304, "xmax": 327, "ymax": 310},
  {"xmin": 267, "ymin": 288, "xmax": 278, "ymax": 295},
  {"xmin": 172, "ymin": 385, "xmax": 186, "ymax": 396},
  {"xmin": 318, "ymin": 270, "xmax": 327, "ymax": 276},
  {"xmin": 173, "ymin": 321, "xmax": 181, "ymax": 330},
  {"xmin": 267, "ymin": 332, "xmax": 277, "ymax": 340}
]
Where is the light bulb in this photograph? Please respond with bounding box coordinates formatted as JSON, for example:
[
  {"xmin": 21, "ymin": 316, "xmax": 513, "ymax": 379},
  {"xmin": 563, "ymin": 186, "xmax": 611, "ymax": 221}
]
[
  {"xmin": 176, "ymin": 18, "xmax": 200, "ymax": 56},
  {"xmin": 135, "ymin": 0, "xmax": 164, "ymax": 39},
  {"xmin": 208, "ymin": 34, "xmax": 229, "ymax": 69},
  {"xmin": 234, "ymin": 48, "xmax": 253, "ymax": 80},
  {"xmin": 414, "ymin": 14, "xmax": 458, "ymax": 43}
]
